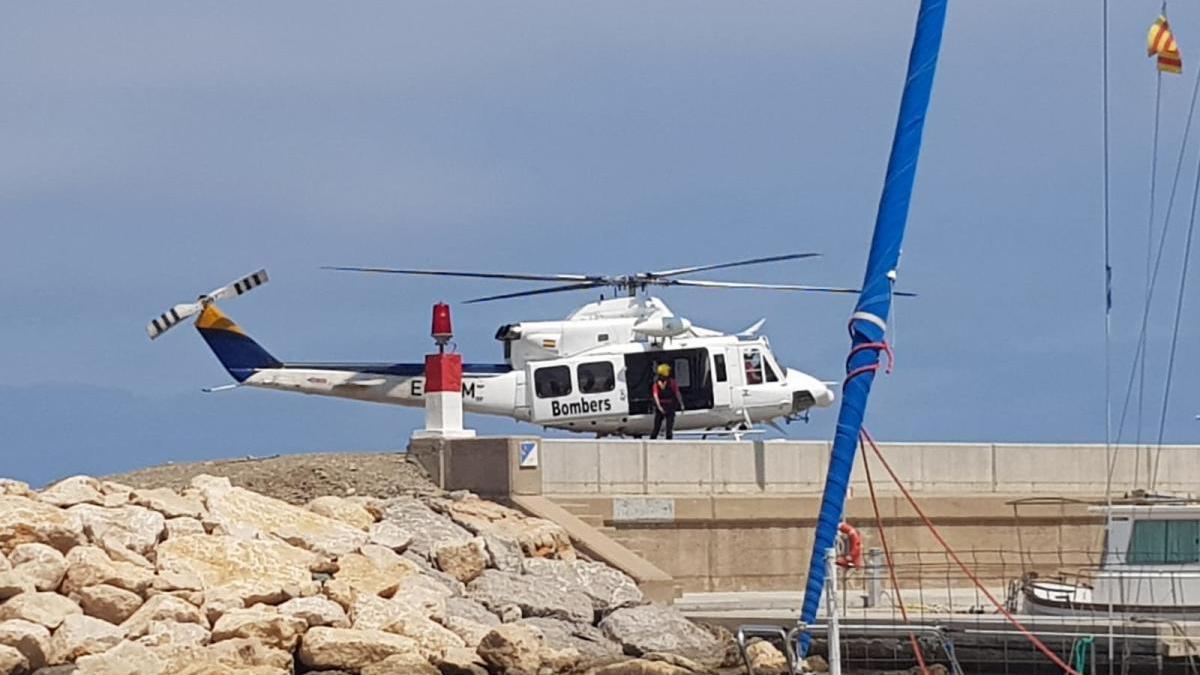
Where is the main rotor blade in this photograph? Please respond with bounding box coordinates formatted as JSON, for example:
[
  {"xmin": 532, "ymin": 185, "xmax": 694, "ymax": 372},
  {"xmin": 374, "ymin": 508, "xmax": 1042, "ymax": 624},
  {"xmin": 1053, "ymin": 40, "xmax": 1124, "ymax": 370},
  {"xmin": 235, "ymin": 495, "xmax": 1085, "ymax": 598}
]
[
  {"xmin": 669, "ymin": 278, "xmax": 917, "ymax": 297},
  {"xmin": 463, "ymin": 281, "xmax": 605, "ymax": 304},
  {"xmin": 649, "ymin": 253, "xmax": 821, "ymax": 278},
  {"xmin": 323, "ymin": 266, "xmax": 596, "ymax": 283}
]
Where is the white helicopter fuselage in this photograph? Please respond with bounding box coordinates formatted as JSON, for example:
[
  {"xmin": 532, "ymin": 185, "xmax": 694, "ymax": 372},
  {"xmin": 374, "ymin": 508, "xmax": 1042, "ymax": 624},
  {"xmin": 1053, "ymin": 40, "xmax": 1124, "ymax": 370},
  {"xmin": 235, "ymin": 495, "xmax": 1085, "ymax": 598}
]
[
  {"xmin": 240, "ymin": 333, "xmax": 833, "ymax": 436},
  {"xmin": 171, "ymin": 290, "xmax": 835, "ymax": 437}
]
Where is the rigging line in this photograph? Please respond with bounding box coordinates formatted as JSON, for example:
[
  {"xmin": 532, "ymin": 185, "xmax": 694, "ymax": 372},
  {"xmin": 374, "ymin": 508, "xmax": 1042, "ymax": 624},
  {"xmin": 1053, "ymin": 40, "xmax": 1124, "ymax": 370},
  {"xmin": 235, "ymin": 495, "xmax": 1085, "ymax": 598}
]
[
  {"xmin": 1109, "ymin": 57, "xmax": 1200, "ymax": 486},
  {"xmin": 860, "ymin": 434, "xmax": 929, "ymax": 675},
  {"xmin": 859, "ymin": 429, "xmax": 1082, "ymax": 675},
  {"xmin": 1137, "ymin": 70, "xmax": 1164, "ymax": 488},
  {"xmin": 1150, "ymin": 114, "xmax": 1200, "ymax": 490},
  {"xmin": 1100, "ymin": 0, "xmax": 1116, "ymax": 668}
]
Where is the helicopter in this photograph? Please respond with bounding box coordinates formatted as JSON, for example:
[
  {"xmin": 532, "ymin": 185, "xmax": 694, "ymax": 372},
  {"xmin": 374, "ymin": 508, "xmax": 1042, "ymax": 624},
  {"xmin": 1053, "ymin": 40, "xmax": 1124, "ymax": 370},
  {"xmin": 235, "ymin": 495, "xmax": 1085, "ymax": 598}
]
[{"xmin": 148, "ymin": 256, "xmax": 906, "ymax": 436}]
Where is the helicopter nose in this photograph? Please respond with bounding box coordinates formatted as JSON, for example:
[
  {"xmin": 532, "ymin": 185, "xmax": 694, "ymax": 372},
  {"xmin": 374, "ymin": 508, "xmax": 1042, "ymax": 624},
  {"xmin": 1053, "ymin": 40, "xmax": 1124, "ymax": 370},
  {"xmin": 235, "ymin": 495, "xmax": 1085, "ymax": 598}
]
[{"xmin": 786, "ymin": 368, "xmax": 836, "ymax": 410}]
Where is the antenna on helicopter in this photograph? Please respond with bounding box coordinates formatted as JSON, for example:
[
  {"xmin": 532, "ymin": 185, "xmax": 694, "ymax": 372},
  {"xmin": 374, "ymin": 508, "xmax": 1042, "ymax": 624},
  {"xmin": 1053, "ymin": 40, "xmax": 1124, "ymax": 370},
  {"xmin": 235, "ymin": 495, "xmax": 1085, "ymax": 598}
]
[{"xmin": 322, "ymin": 254, "xmax": 915, "ymax": 303}]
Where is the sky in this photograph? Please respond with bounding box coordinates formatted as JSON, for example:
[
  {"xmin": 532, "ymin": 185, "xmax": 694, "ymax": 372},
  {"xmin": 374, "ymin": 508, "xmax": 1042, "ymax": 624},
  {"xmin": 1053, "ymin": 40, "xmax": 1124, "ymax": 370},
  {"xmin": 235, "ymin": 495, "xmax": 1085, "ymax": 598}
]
[{"xmin": 2, "ymin": 2, "xmax": 1198, "ymax": 486}]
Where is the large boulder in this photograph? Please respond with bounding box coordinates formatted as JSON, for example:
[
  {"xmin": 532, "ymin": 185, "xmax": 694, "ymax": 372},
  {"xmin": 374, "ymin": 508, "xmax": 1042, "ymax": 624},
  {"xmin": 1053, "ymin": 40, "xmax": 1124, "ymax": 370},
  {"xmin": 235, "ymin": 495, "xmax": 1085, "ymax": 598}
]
[
  {"xmin": 437, "ymin": 597, "xmax": 499, "ymax": 648},
  {"xmin": 307, "ymin": 496, "xmax": 375, "ymax": 531},
  {"xmin": 154, "ymin": 534, "xmax": 320, "ymax": 598},
  {"xmin": 73, "ymin": 639, "xmax": 165, "ymax": 675},
  {"xmin": 475, "ymin": 624, "xmax": 542, "ymax": 674},
  {"xmin": 746, "ymin": 640, "xmax": 788, "ymax": 673},
  {"xmin": 204, "ymin": 637, "xmax": 292, "ymax": 672},
  {"xmin": 129, "ymin": 489, "xmax": 205, "ymax": 520},
  {"xmin": 163, "ymin": 517, "xmax": 205, "ymax": 541},
  {"xmin": 599, "ymin": 605, "xmax": 724, "ymax": 668},
  {"xmin": 366, "ymin": 522, "xmax": 411, "ymax": 553},
  {"xmin": 433, "ymin": 538, "xmax": 487, "ymax": 584},
  {"xmin": 333, "ymin": 545, "xmax": 420, "ymax": 598},
  {"xmin": 209, "ymin": 607, "xmax": 306, "ymax": 651},
  {"xmin": 0, "ymin": 592, "xmax": 82, "ymax": 629},
  {"xmin": 0, "ymin": 496, "xmax": 85, "ymax": 554},
  {"xmin": 518, "ymin": 617, "xmax": 623, "ymax": 664},
  {"xmin": 8, "ymin": 544, "xmax": 67, "ymax": 592},
  {"xmin": 297, "ymin": 627, "xmax": 420, "ymax": 671},
  {"xmin": 380, "ymin": 498, "xmax": 473, "ymax": 558},
  {"xmin": 120, "ymin": 595, "xmax": 207, "ymax": 639},
  {"xmin": 0, "ymin": 619, "xmax": 50, "ymax": 671},
  {"xmin": 65, "ymin": 505, "xmax": 164, "ymax": 556},
  {"xmin": 60, "ymin": 546, "xmax": 153, "ymax": 597},
  {"xmin": 0, "ymin": 481, "xmax": 31, "ymax": 499},
  {"xmin": 433, "ymin": 496, "xmax": 574, "ymax": 560},
  {"xmin": 38, "ymin": 477, "xmax": 104, "ymax": 509},
  {"xmin": 74, "ymin": 584, "xmax": 144, "ymax": 625},
  {"xmin": 46, "ymin": 615, "xmax": 125, "ymax": 664},
  {"xmin": 467, "ymin": 569, "xmax": 592, "ymax": 624},
  {"xmin": 276, "ymin": 596, "xmax": 349, "ymax": 629},
  {"xmin": 350, "ymin": 595, "xmax": 423, "ymax": 632},
  {"xmin": 481, "ymin": 534, "xmax": 523, "ymax": 574},
  {"xmin": 0, "ymin": 573, "xmax": 34, "ymax": 602},
  {"xmin": 0, "ymin": 644, "xmax": 27, "ymax": 675},
  {"xmin": 524, "ymin": 558, "xmax": 643, "ymax": 613},
  {"xmin": 361, "ymin": 652, "xmax": 440, "ymax": 675},
  {"xmin": 589, "ymin": 658, "xmax": 696, "ymax": 675},
  {"xmin": 136, "ymin": 620, "xmax": 211, "ymax": 649},
  {"xmin": 380, "ymin": 609, "xmax": 464, "ymax": 661},
  {"xmin": 194, "ymin": 476, "xmax": 367, "ymax": 557}
]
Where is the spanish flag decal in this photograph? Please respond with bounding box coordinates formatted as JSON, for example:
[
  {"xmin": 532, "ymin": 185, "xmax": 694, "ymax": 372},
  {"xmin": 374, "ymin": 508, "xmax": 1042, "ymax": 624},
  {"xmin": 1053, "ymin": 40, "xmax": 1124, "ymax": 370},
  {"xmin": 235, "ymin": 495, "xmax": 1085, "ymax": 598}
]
[{"xmin": 1149, "ymin": 15, "xmax": 1183, "ymax": 74}]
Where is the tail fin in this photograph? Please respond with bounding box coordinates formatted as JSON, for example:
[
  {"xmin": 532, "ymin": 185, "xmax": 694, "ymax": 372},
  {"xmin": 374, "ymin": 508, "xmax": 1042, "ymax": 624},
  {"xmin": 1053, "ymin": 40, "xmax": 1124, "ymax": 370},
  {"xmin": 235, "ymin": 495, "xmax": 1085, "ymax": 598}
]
[{"xmin": 195, "ymin": 304, "xmax": 281, "ymax": 382}]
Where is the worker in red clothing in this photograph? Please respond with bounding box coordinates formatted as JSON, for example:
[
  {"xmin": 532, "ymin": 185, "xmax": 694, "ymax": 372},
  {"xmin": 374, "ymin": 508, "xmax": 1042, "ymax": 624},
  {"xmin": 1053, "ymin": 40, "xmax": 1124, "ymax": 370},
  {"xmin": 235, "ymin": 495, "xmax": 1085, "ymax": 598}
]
[{"xmin": 650, "ymin": 363, "xmax": 685, "ymax": 439}]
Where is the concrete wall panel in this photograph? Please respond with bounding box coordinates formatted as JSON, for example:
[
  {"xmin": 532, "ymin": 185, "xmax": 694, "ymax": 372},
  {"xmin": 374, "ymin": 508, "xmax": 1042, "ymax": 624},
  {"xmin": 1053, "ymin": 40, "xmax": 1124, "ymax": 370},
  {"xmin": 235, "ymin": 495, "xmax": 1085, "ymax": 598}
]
[{"xmin": 644, "ymin": 441, "xmax": 713, "ymax": 494}]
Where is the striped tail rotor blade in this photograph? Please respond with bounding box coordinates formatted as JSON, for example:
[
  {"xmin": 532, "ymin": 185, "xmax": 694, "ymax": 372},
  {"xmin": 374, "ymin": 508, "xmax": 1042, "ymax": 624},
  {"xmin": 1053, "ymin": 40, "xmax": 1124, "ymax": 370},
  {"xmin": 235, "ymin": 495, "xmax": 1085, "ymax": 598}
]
[
  {"xmin": 147, "ymin": 302, "xmax": 202, "ymax": 340},
  {"xmin": 207, "ymin": 269, "xmax": 269, "ymax": 303}
]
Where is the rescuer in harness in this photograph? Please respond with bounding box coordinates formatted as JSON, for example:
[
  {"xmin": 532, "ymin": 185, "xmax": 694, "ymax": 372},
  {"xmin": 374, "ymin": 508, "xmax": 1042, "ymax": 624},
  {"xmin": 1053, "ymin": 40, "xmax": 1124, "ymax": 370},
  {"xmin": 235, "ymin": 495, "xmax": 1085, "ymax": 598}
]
[{"xmin": 650, "ymin": 363, "xmax": 685, "ymax": 439}]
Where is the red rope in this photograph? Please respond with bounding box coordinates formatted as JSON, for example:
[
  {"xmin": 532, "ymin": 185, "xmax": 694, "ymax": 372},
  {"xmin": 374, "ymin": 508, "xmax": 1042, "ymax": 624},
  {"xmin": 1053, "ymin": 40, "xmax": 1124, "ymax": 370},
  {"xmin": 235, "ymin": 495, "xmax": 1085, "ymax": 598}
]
[
  {"xmin": 861, "ymin": 433, "xmax": 930, "ymax": 675},
  {"xmin": 844, "ymin": 341, "xmax": 894, "ymax": 385},
  {"xmin": 860, "ymin": 428, "xmax": 1080, "ymax": 675}
]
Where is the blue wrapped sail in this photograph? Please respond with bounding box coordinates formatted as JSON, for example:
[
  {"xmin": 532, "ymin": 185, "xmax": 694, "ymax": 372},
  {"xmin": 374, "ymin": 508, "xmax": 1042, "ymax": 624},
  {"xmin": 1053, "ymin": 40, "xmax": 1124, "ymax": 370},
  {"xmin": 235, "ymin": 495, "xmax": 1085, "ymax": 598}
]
[{"xmin": 797, "ymin": 0, "xmax": 948, "ymax": 653}]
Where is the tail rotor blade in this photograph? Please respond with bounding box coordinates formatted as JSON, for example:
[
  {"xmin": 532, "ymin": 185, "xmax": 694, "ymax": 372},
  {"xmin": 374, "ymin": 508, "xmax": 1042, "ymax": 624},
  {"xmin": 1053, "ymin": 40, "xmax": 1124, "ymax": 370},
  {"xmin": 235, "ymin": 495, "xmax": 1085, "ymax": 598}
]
[
  {"xmin": 207, "ymin": 269, "xmax": 269, "ymax": 303},
  {"xmin": 147, "ymin": 302, "xmax": 202, "ymax": 340}
]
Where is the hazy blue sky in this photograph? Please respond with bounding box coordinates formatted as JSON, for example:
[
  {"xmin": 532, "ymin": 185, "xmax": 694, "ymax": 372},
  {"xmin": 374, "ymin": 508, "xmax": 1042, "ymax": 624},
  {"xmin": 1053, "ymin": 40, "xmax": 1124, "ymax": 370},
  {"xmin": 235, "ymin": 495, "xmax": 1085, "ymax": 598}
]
[{"xmin": 3, "ymin": 2, "xmax": 1198, "ymax": 485}]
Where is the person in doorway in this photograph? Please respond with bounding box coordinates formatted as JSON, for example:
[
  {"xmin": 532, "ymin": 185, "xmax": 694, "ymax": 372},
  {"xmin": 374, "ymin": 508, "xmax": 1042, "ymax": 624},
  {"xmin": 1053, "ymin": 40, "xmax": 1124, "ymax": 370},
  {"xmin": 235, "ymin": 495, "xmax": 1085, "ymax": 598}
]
[{"xmin": 651, "ymin": 363, "xmax": 685, "ymax": 439}]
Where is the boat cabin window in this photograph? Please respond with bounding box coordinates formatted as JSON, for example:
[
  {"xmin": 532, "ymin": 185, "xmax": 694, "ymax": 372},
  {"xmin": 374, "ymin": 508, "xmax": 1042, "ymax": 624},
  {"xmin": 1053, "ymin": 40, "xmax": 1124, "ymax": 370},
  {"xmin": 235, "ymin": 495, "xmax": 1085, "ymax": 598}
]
[
  {"xmin": 1127, "ymin": 519, "xmax": 1200, "ymax": 564},
  {"xmin": 743, "ymin": 349, "xmax": 764, "ymax": 385},
  {"xmin": 714, "ymin": 354, "xmax": 727, "ymax": 383},
  {"xmin": 534, "ymin": 366, "xmax": 572, "ymax": 399},
  {"xmin": 577, "ymin": 361, "xmax": 615, "ymax": 394}
]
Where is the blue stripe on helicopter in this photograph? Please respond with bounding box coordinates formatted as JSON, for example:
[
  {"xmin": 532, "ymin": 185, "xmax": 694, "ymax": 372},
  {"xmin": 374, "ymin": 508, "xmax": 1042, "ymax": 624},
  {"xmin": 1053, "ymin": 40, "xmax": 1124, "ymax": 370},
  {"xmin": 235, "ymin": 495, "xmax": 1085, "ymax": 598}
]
[{"xmin": 279, "ymin": 362, "xmax": 511, "ymax": 377}]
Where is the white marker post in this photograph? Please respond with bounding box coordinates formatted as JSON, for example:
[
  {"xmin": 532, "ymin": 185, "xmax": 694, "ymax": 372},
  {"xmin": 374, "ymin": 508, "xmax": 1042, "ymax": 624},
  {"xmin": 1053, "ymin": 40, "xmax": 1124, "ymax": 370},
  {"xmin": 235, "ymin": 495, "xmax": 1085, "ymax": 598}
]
[{"xmin": 413, "ymin": 303, "xmax": 475, "ymax": 439}]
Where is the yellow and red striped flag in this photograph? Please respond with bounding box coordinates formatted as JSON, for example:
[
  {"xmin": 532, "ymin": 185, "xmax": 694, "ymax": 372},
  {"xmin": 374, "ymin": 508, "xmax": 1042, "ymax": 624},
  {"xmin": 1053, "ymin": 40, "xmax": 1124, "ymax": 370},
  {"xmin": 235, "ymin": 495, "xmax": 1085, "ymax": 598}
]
[{"xmin": 1149, "ymin": 15, "xmax": 1183, "ymax": 74}]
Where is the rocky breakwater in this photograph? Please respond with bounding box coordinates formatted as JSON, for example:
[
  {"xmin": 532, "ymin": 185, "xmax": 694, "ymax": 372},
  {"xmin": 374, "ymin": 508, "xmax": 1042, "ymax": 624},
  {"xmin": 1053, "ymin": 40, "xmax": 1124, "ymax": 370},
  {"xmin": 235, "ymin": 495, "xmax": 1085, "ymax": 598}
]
[{"xmin": 0, "ymin": 474, "xmax": 758, "ymax": 675}]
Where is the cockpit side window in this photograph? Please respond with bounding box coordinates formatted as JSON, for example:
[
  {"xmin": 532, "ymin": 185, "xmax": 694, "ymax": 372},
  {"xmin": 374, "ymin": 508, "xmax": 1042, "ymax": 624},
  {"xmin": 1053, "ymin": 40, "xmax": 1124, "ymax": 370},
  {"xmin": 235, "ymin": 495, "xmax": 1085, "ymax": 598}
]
[
  {"xmin": 578, "ymin": 361, "xmax": 615, "ymax": 394},
  {"xmin": 534, "ymin": 366, "xmax": 572, "ymax": 398},
  {"xmin": 763, "ymin": 356, "xmax": 779, "ymax": 383},
  {"xmin": 743, "ymin": 349, "xmax": 763, "ymax": 385}
]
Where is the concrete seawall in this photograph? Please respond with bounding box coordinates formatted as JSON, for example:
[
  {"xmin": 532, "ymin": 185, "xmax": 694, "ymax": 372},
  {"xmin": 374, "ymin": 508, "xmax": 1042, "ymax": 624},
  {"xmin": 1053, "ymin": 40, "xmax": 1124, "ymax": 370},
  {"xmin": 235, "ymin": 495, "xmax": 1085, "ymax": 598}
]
[
  {"xmin": 411, "ymin": 436, "xmax": 1199, "ymax": 595},
  {"xmin": 538, "ymin": 439, "xmax": 1200, "ymax": 496}
]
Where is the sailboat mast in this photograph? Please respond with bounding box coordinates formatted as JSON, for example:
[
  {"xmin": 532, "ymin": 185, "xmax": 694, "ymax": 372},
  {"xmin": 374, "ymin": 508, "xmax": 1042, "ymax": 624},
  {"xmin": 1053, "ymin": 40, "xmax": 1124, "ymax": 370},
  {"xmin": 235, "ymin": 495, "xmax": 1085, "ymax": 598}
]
[{"xmin": 796, "ymin": 0, "xmax": 949, "ymax": 653}]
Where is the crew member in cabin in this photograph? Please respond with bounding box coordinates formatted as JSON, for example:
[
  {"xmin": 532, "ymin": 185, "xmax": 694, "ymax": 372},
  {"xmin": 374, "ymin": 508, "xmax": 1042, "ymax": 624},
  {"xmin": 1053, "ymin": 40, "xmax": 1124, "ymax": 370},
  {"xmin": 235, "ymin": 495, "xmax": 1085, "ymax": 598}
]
[{"xmin": 650, "ymin": 363, "xmax": 685, "ymax": 440}]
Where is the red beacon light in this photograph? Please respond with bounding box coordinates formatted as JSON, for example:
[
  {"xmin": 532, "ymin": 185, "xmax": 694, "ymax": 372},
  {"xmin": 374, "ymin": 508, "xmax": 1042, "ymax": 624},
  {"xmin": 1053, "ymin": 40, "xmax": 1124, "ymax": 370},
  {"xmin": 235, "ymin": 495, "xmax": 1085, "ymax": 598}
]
[{"xmin": 431, "ymin": 302, "xmax": 453, "ymax": 350}]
